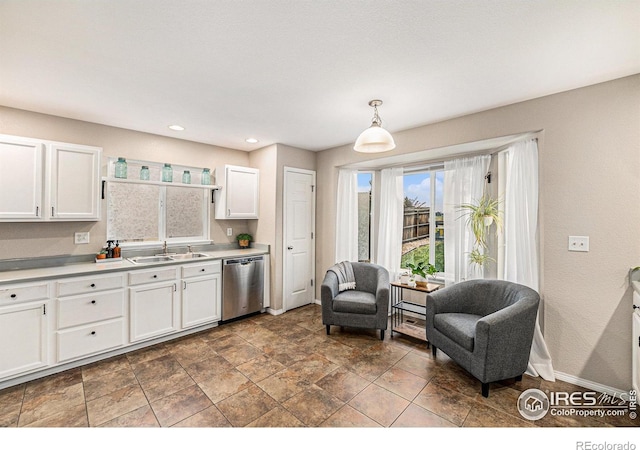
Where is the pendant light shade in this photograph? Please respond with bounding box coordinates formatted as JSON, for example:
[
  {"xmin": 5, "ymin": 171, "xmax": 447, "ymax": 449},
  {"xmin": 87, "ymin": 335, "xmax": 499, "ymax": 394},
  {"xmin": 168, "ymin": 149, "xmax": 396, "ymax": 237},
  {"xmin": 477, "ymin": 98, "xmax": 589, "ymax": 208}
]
[{"xmin": 354, "ymin": 99, "xmax": 396, "ymax": 153}]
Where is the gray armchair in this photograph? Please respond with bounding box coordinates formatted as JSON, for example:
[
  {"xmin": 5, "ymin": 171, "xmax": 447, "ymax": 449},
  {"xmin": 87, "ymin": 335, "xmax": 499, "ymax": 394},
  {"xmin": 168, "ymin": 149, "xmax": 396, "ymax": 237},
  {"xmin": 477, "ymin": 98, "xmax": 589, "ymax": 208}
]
[
  {"xmin": 426, "ymin": 279, "xmax": 540, "ymax": 397},
  {"xmin": 321, "ymin": 262, "xmax": 389, "ymax": 340}
]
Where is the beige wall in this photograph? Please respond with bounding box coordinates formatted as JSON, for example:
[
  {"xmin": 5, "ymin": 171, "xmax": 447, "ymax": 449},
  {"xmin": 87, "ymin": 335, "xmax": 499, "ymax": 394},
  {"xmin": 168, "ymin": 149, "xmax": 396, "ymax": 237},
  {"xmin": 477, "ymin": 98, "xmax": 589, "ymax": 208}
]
[
  {"xmin": 248, "ymin": 144, "xmax": 278, "ymax": 308},
  {"xmin": 249, "ymin": 143, "xmax": 317, "ymax": 311},
  {"xmin": 0, "ymin": 106, "xmax": 252, "ymax": 259},
  {"xmin": 275, "ymin": 144, "xmax": 317, "ymax": 311},
  {"xmin": 316, "ymin": 75, "xmax": 640, "ymax": 390}
]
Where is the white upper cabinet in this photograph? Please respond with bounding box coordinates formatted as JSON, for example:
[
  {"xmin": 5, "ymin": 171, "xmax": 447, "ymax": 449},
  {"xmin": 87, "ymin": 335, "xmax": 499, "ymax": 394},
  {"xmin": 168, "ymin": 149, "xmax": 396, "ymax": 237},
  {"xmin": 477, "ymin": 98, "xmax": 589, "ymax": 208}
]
[
  {"xmin": 0, "ymin": 136, "xmax": 44, "ymax": 220},
  {"xmin": 0, "ymin": 134, "xmax": 102, "ymax": 222},
  {"xmin": 49, "ymin": 143, "xmax": 101, "ymax": 220},
  {"xmin": 214, "ymin": 165, "xmax": 259, "ymax": 219}
]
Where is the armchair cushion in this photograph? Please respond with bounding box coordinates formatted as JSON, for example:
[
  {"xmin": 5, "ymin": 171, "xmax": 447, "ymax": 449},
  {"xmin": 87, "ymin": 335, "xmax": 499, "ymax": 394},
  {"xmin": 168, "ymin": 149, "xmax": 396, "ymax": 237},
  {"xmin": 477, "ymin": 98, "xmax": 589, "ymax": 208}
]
[
  {"xmin": 433, "ymin": 313, "xmax": 481, "ymax": 352},
  {"xmin": 333, "ymin": 290, "xmax": 377, "ymax": 314}
]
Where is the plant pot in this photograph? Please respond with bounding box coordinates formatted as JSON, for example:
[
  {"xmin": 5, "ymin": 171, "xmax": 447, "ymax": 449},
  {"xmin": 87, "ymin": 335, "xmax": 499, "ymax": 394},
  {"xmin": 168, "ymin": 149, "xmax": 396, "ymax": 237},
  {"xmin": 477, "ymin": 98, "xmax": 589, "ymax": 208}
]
[
  {"xmin": 400, "ymin": 274, "xmax": 410, "ymax": 285},
  {"xmin": 415, "ymin": 275, "xmax": 428, "ymax": 288},
  {"xmin": 238, "ymin": 239, "xmax": 250, "ymax": 248},
  {"xmin": 483, "ymin": 216, "xmax": 494, "ymax": 227}
]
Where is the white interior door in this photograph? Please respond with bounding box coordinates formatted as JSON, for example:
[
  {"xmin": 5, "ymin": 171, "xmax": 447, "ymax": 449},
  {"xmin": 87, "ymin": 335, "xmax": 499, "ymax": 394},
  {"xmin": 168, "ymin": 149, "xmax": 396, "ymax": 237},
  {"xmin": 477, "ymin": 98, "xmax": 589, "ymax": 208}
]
[{"xmin": 284, "ymin": 167, "xmax": 315, "ymax": 311}]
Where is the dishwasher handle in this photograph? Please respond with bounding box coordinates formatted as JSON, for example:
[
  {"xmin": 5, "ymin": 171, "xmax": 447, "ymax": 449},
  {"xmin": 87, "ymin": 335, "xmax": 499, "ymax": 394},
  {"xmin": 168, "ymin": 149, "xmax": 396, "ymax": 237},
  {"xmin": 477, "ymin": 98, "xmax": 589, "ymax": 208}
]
[{"xmin": 224, "ymin": 256, "xmax": 264, "ymax": 266}]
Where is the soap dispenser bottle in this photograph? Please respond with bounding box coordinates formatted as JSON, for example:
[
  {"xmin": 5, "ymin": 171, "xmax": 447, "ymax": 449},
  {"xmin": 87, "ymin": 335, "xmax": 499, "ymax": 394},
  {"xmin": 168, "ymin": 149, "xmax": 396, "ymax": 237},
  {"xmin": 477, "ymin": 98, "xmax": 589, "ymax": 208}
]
[
  {"xmin": 113, "ymin": 240, "xmax": 121, "ymax": 259},
  {"xmin": 106, "ymin": 240, "xmax": 114, "ymax": 258}
]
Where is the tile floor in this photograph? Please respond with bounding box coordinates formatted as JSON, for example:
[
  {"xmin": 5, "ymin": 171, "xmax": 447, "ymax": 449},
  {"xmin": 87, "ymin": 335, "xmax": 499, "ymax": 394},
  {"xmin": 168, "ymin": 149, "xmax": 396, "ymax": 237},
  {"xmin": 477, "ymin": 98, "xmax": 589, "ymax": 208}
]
[{"xmin": 0, "ymin": 304, "xmax": 636, "ymax": 428}]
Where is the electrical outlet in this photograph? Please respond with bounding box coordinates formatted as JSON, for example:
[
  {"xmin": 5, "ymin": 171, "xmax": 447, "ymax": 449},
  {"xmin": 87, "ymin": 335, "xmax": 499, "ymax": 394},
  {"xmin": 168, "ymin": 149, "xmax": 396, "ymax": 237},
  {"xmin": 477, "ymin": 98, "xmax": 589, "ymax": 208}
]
[
  {"xmin": 74, "ymin": 232, "xmax": 90, "ymax": 244},
  {"xmin": 568, "ymin": 236, "xmax": 589, "ymax": 252},
  {"xmin": 227, "ymin": 228, "xmax": 233, "ymax": 237}
]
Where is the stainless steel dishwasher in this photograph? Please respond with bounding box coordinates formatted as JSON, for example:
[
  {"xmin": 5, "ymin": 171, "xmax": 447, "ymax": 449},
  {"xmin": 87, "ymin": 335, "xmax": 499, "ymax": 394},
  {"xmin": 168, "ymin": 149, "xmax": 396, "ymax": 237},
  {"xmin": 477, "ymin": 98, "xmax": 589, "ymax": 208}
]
[{"xmin": 222, "ymin": 256, "xmax": 264, "ymax": 321}]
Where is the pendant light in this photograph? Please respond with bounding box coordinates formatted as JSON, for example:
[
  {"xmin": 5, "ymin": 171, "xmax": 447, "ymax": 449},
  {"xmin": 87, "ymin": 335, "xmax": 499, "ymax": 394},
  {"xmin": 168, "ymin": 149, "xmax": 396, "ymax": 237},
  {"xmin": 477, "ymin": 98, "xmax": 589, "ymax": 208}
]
[{"xmin": 353, "ymin": 99, "xmax": 396, "ymax": 153}]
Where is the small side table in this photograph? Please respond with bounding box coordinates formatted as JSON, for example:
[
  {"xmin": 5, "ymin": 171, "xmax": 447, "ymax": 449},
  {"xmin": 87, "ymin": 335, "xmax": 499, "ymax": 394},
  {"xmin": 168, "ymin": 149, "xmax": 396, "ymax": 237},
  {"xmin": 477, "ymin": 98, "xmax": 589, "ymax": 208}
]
[{"xmin": 390, "ymin": 281, "xmax": 441, "ymax": 344}]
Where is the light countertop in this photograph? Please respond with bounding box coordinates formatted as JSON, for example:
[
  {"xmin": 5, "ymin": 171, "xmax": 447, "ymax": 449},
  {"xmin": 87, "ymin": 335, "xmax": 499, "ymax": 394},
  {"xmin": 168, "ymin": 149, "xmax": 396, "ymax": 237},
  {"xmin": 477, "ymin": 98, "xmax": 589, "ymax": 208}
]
[{"xmin": 0, "ymin": 247, "xmax": 268, "ymax": 286}]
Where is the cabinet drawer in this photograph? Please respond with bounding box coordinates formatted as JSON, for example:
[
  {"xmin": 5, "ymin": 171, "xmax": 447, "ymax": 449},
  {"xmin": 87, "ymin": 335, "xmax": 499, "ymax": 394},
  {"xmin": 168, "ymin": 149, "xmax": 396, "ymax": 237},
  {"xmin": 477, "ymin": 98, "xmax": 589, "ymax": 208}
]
[
  {"xmin": 58, "ymin": 290, "xmax": 125, "ymax": 329},
  {"xmin": 57, "ymin": 318, "xmax": 125, "ymax": 363},
  {"xmin": 0, "ymin": 282, "xmax": 49, "ymax": 306},
  {"xmin": 182, "ymin": 260, "xmax": 221, "ymax": 278},
  {"xmin": 57, "ymin": 273, "xmax": 125, "ymax": 297},
  {"xmin": 128, "ymin": 267, "xmax": 178, "ymax": 286}
]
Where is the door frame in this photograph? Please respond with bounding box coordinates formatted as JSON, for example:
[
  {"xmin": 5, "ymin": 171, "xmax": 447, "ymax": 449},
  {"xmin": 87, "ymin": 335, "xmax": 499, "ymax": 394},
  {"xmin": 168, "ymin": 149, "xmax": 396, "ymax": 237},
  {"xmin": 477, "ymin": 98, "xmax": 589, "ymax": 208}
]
[{"xmin": 282, "ymin": 166, "xmax": 316, "ymax": 312}]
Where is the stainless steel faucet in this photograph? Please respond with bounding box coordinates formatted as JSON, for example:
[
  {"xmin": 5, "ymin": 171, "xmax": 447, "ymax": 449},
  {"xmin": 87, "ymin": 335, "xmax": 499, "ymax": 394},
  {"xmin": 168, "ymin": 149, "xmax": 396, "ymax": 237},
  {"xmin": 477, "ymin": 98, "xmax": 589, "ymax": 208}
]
[
  {"xmin": 162, "ymin": 241, "xmax": 168, "ymax": 254},
  {"xmin": 187, "ymin": 245, "xmax": 193, "ymax": 253}
]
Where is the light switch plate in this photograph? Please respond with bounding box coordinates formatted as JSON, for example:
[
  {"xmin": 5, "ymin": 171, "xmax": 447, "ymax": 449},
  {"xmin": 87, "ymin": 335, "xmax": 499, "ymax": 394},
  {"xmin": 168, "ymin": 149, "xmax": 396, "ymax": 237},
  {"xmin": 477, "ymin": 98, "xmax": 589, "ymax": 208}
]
[
  {"xmin": 75, "ymin": 232, "xmax": 90, "ymax": 244},
  {"xmin": 227, "ymin": 228, "xmax": 233, "ymax": 237},
  {"xmin": 568, "ymin": 236, "xmax": 589, "ymax": 252}
]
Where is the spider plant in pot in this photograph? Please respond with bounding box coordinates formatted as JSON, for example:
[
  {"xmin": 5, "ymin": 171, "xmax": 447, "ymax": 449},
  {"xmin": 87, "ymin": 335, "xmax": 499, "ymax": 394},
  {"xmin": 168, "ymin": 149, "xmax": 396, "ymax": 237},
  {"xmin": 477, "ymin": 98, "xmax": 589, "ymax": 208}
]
[
  {"xmin": 236, "ymin": 233, "xmax": 253, "ymax": 249},
  {"xmin": 458, "ymin": 193, "xmax": 503, "ymax": 248},
  {"xmin": 405, "ymin": 261, "xmax": 437, "ymax": 287}
]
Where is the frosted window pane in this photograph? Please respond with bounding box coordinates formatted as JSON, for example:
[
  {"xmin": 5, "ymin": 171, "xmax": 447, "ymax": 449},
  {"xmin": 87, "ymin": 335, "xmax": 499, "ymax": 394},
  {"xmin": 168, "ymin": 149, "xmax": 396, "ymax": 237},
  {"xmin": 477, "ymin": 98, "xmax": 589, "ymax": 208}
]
[
  {"xmin": 166, "ymin": 187, "xmax": 204, "ymax": 239},
  {"xmin": 107, "ymin": 183, "xmax": 160, "ymax": 242}
]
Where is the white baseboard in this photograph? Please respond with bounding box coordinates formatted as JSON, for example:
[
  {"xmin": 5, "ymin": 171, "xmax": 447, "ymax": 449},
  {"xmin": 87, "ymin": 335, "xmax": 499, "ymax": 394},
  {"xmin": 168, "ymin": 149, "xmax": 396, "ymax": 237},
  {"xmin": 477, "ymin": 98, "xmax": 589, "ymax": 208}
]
[
  {"xmin": 554, "ymin": 371, "xmax": 630, "ymax": 397},
  {"xmin": 266, "ymin": 307, "xmax": 284, "ymax": 316}
]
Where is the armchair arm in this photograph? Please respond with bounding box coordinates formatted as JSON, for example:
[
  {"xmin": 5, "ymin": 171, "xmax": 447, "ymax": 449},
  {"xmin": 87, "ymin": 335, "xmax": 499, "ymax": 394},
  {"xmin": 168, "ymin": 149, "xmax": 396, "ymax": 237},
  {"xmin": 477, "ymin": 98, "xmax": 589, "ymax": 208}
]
[
  {"xmin": 473, "ymin": 298, "xmax": 539, "ymax": 377},
  {"xmin": 321, "ymin": 271, "xmax": 339, "ymax": 303},
  {"xmin": 374, "ymin": 268, "xmax": 390, "ymax": 311},
  {"xmin": 321, "ymin": 270, "xmax": 339, "ymax": 322}
]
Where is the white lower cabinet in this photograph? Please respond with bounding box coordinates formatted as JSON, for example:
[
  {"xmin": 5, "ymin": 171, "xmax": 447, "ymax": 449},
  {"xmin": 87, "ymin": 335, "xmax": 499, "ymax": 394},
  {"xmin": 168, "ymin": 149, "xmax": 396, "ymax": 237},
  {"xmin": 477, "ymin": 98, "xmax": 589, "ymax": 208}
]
[
  {"xmin": 0, "ymin": 300, "xmax": 49, "ymax": 379},
  {"xmin": 129, "ymin": 267, "xmax": 179, "ymax": 343},
  {"xmin": 0, "ymin": 256, "xmax": 241, "ymax": 387},
  {"xmin": 0, "ymin": 281, "xmax": 50, "ymax": 380},
  {"xmin": 55, "ymin": 274, "xmax": 126, "ymax": 363},
  {"xmin": 181, "ymin": 261, "xmax": 221, "ymax": 328}
]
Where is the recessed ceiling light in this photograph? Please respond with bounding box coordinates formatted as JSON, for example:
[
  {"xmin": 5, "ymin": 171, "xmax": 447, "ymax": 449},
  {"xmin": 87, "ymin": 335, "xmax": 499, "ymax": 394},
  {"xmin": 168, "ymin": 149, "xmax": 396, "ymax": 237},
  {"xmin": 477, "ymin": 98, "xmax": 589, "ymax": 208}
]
[
  {"xmin": 168, "ymin": 125, "xmax": 185, "ymax": 131},
  {"xmin": 245, "ymin": 138, "xmax": 259, "ymax": 144}
]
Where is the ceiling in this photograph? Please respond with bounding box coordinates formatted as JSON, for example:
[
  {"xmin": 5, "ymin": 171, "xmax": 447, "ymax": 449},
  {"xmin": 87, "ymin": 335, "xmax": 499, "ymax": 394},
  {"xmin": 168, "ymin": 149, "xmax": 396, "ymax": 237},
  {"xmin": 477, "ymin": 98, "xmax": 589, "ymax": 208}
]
[{"xmin": 0, "ymin": 1, "xmax": 638, "ymax": 152}]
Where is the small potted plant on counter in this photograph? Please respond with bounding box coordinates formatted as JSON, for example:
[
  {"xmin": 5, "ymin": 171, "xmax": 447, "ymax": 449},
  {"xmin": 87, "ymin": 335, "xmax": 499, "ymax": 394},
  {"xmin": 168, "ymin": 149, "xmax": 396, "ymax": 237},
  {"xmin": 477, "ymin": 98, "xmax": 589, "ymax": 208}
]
[{"xmin": 236, "ymin": 233, "xmax": 253, "ymax": 249}]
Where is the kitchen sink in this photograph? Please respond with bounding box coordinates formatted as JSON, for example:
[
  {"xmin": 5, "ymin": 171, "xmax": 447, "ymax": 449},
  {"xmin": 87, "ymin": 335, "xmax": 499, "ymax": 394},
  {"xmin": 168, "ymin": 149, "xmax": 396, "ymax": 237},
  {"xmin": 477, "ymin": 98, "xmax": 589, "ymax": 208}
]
[
  {"xmin": 170, "ymin": 253, "xmax": 209, "ymax": 260},
  {"xmin": 128, "ymin": 255, "xmax": 175, "ymax": 264},
  {"xmin": 128, "ymin": 253, "xmax": 210, "ymax": 264}
]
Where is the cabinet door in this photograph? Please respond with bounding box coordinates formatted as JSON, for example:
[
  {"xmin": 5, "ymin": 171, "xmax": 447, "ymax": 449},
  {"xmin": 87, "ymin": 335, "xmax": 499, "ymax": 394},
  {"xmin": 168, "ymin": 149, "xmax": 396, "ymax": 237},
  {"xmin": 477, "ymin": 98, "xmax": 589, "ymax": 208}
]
[
  {"xmin": 215, "ymin": 165, "xmax": 259, "ymax": 219},
  {"xmin": 0, "ymin": 136, "xmax": 44, "ymax": 220},
  {"xmin": 129, "ymin": 281, "xmax": 179, "ymax": 342},
  {"xmin": 48, "ymin": 143, "xmax": 101, "ymax": 220},
  {"xmin": 182, "ymin": 274, "xmax": 221, "ymax": 328},
  {"xmin": 0, "ymin": 301, "xmax": 48, "ymax": 380}
]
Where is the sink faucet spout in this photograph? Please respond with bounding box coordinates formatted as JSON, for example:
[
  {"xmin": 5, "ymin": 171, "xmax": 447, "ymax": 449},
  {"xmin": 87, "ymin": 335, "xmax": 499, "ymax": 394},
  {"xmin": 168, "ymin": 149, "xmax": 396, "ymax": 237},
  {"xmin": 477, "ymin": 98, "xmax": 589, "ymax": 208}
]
[{"xmin": 163, "ymin": 241, "xmax": 168, "ymax": 254}]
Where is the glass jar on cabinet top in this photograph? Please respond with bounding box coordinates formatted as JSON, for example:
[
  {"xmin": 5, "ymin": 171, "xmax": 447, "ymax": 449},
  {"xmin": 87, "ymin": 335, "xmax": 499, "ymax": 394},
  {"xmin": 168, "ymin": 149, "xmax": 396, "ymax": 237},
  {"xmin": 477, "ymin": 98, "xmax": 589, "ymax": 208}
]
[
  {"xmin": 201, "ymin": 168, "xmax": 211, "ymax": 185},
  {"xmin": 182, "ymin": 170, "xmax": 191, "ymax": 184},
  {"xmin": 162, "ymin": 163, "xmax": 173, "ymax": 182},
  {"xmin": 139, "ymin": 165, "xmax": 150, "ymax": 181},
  {"xmin": 114, "ymin": 157, "xmax": 127, "ymax": 179}
]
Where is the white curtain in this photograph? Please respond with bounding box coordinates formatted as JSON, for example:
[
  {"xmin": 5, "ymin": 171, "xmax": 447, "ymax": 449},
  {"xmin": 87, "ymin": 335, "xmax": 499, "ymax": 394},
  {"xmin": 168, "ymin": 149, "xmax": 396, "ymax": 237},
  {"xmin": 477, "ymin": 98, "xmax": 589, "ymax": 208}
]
[
  {"xmin": 376, "ymin": 167, "xmax": 404, "ymax": 280},
  {"xmin": 335, "ymin": 169, "xmax": 358, "ymax": 262},
  {"xmin": 443, "ymin": 155, "xmax": 491, "ymax": 285},
  {"xmin": 501, "ymin": 138, "xmax": 555, "ymax": 381}
]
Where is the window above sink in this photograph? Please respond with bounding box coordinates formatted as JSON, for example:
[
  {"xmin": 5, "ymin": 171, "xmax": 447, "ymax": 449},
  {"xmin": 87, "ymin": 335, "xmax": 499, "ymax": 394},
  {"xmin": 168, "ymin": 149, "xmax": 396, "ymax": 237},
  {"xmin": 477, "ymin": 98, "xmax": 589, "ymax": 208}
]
[{"xmin": 104, "ymin": 157, "xmax": 220, "ymax": 248}]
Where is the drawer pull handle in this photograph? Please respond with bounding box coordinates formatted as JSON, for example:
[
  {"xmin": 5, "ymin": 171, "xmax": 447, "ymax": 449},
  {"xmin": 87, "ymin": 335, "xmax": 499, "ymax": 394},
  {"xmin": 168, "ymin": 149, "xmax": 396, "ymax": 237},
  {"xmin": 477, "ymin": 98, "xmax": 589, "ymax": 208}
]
[
  {"xmin": 90, "ymin": 283, "xmax": 96, "ymax": 288},
  {"xmin": 91, "ymin": 331, "xmax": 96, "ymax": 335},
  {"xmin": 153, "ymin": 275, "xmax": 158, "ymax": 278},
  {"xmin": 10, "ymin": 294, "xmax": 16, "ymax": 298},
  {"xmin": 91, "ymin": 300, "xmax": 96, "ymax": 304},
  {"xmin": 201, "ymin": 268, "xmax": 206, "ymax": 272}
]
